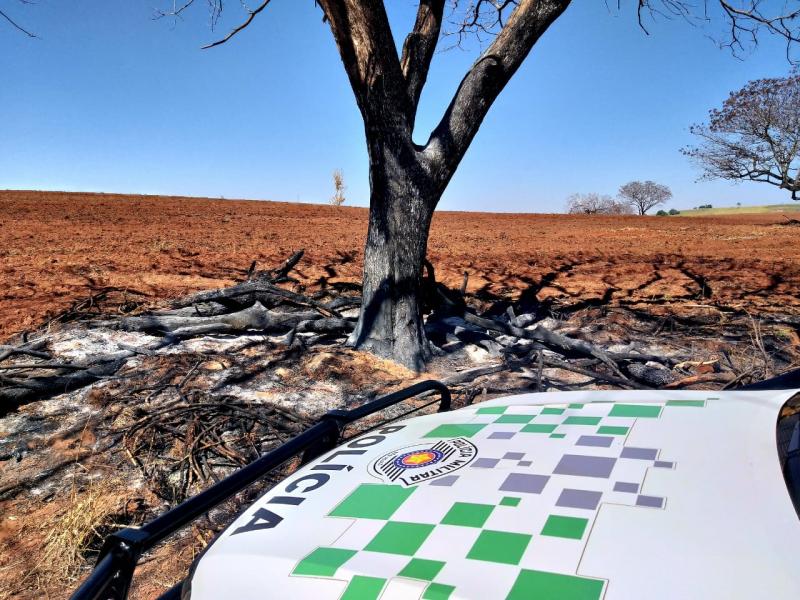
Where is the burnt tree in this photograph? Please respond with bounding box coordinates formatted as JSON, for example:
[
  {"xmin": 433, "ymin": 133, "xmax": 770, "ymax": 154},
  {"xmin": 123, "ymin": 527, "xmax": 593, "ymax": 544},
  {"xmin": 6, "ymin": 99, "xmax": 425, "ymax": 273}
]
[{"xmin": 321, "ymin": 0, "xmax": 573, "ymax": 370}]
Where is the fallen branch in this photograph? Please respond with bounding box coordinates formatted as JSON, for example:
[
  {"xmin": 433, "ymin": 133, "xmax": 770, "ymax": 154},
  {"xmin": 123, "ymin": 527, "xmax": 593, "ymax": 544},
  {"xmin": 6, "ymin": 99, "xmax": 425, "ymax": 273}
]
[
  {"xmin": 462, "ymin": 312, "xmax": 624, "ymax": 373},
  {"xmin": 0, "ymin": 362, "xmax": 89, "ymax": 371},
  {"xmin": 121, "ymin": 394, "xmax": 310, "ymax": 500},
  {"xmin": 0, "ymin": 357, "xmax": 129, "ymax": 415},
  {"xmin": 663, "ymin": 372, "xmax": 735, "ymax": 389},
  {"xmin": 460, "ymin": 271, "xmax": 469, "ymax": 296},
  {"xmin": 270, "ymin": 249, "xmax": 305, "ymax": 282},
  {"xmin": 96, "ymin": 302, "xmax": 321, "ymax": 336},
  {"xmin": 0, "ymin": 340, "xmax": 50, "ymax": 362},
  {"xmin": 0, "ymin": 339, "xmax": 177, "ymax": 414},
  {"xmin": 175, "ymin": 282, "xmax": 341, "ymax": 318},
  {"xmin": 171, "ymin": 249, "xmax": 341, "ymax": 318},
  {"xmin": 538, "ymin": 354, "xmax": 649, "ymax": 390},
  {"xmin": 295, "ymin": 318, "xmax": 355, "ymax": 334},
  {"xmin": 443, "ymin": 364, "xmax": 507, "ymax": 386},
  {"xmin": 782, "ymin": 214, "xmax": 800, "ymax": 226}
]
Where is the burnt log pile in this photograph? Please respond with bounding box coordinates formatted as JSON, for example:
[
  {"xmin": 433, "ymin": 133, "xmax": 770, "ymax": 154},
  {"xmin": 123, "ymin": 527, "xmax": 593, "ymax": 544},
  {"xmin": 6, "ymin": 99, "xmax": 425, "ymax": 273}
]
[{"xmin": 1, "ymin": 249, "xmax": 798, "ymax": 416}]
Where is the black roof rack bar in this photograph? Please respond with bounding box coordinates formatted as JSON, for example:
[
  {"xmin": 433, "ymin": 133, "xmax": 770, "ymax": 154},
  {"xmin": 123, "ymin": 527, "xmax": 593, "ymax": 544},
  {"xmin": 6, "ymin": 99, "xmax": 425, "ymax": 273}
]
[
  {"xmin": 736, "ymin": 367, "xmax": 800, "ymax": 391},
  {"xmin": 158, "ymin": 582, "xmax": 182, "ymax": 600},
  {"xmin": 70, "ymin": 380, "xmax": 451, "ymax": 600}
]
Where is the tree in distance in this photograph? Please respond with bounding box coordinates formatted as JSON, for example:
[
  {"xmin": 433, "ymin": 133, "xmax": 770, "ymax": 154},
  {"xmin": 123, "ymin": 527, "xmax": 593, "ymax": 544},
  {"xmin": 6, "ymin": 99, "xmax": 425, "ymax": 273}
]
[
  {"xmin": 684, "ymin": 71, "xmax": 800, "ymax": 201},
  {"xmin": 566, "ymin": 193, "xmax": 633, "ymax": 215},
  {"xmin": 331, "ymin": 169, "xmax": 347, "ymax": 207},
  {"xmin": 618, "ymin": 180, "xmax": 673, "ymax": 215}
]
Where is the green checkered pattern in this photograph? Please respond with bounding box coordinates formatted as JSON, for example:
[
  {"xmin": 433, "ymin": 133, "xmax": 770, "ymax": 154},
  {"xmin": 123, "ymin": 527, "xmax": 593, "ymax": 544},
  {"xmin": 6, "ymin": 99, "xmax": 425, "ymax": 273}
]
[
  {"xmin": 291, "ymin": 398, "xmax": 708, "ymax": 599},
  {"xmin": 467, "ymin": 398, "xmax": 705, "ymax": 439},
  {"xmin": 292, "ymin": 483, "xmax": 602, "ymax": 599}
]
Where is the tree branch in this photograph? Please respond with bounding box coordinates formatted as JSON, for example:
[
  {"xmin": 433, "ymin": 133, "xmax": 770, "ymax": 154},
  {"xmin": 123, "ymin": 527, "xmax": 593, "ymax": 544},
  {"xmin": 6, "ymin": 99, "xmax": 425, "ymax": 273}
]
[
  {"xmin": 201, "ymin": 0, "xmax": 272, "ymax": 49},
  {"xmin": 400, "ymin": 0, "xmax": 445, "ymax": 123},
  {"xmin": 423, "ymin": 0, "xmax": 571, "ymax": 187},
  {"xmin": 316, "ymin": 0, "xmax": 410, "ymax": 134},
  {"xmin": 0, "ymin": 6, "xmax": 36, "ymax": 37}
]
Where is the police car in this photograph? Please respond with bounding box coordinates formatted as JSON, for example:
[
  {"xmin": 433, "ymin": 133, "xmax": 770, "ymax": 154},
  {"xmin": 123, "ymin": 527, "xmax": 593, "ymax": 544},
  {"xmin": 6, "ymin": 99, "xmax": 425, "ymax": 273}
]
[
  {"xmin": 184, "ymin": 387, "xmax": 800, "ymax": 599},
  {"xmin": 73, "ymin": 377, "xmax": 800, "ymax": 600}
]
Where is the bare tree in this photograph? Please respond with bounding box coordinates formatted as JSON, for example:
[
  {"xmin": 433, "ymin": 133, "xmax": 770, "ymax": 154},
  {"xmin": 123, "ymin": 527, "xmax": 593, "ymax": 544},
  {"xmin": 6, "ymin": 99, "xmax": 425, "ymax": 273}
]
[
  {"xmin": 618, "ymin": 180, "xmax": 673, "ymax": 215},
  {"xmin": 683, "ymin": 72, "xmax": 800, "ymax": 200},
  {"xmin": 330, "ymin": 169, "xmax": 347, "ymax": 206},
  {"xmin": 12, "ymin": 1, "xmax": 789, "ymax": 370},
  {"xmin": 604, "ymin": 198, "xmax": 636, "ymax": 215},
  {"xmin": 566, "ymin": 193, "xmax": 633, "ymax": 215},
  {"xmin": 566, "ymin": 193, "xmax": 608, "ymax": 214}
]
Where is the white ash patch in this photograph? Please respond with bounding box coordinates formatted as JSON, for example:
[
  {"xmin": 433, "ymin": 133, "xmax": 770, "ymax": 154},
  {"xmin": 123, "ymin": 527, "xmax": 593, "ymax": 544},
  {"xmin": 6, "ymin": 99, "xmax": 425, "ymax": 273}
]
[
  {"xmin": 1, "ymin": 410, "xmax": 33, "ymax": 441},
  {"xmin": 31, "ymin": 386, "xmax": 99, "ymax": 419},
  {"xmin": 466, "ymin": 345, "xmax": 493, "ymax": 364},
  {"xmin": 645, "ymin": 360, "xmax": 671, "ymax": 370},
  {"xmin": 607, "ymin": 342, "xmax": 682, "ymax": 360},
  {"xmin": 160, "ymin": 334, "xmax": 269, "ymax": 355},
  {"xmin": 541, "ymin": 367, "xmax": 595, "ymax": 386},
  {"xmin": 222, "ymin": 382, "xmax": 344, "ymax": 418},
  {"xmin": 531, "ymin": 317, "xmax": 561, "ymax": 331},
  {"xmin": 495, "ymin": 334, "xmax": 526, "ymax": 346},
  {"xmin": 47, "ymin": 328, "xmax": 160, "ymax": 361},
  {"xmin": 3, "ymin": 386, "xmax": 96, "ymax": 443}
]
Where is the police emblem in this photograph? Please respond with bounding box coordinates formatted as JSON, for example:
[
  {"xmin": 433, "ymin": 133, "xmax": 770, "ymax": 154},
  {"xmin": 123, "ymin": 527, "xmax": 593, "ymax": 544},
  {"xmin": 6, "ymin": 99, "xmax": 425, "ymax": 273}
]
[{"xmin": 369, "ymin": 438, "xmax": 478, "ymax": 486}]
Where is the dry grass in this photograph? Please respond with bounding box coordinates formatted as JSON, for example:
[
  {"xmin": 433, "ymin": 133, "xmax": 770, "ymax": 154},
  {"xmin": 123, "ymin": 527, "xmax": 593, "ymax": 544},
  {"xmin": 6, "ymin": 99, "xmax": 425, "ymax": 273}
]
[{"xmin": 30, "ymin": 478, "xmax": 126, "ymax": 588}]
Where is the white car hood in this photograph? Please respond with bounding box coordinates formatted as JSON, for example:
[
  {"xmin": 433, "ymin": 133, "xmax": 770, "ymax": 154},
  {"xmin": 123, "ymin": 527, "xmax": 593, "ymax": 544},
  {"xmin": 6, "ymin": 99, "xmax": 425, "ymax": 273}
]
[{"xmin": 188, "ymin": 389, "xmax": 800, "ymax": 599}]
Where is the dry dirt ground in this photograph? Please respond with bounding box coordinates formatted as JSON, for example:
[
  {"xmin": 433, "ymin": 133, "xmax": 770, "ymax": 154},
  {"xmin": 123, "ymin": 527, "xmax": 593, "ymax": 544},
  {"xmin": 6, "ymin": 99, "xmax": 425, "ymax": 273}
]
[
  {"xmin": 2, "ymin": 190, "xmax": 800, "ymax": 342},
  {"xmin": 1, "ymin": 191, "xmax": 799, "ymax": 599}
]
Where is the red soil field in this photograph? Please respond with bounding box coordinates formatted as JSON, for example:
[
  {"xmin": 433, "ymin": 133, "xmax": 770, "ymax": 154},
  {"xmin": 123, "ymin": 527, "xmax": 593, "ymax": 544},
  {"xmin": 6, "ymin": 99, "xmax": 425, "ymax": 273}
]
[{"xmin": 1, "ymin": 189, "xmax": 799, "ymax": 340}]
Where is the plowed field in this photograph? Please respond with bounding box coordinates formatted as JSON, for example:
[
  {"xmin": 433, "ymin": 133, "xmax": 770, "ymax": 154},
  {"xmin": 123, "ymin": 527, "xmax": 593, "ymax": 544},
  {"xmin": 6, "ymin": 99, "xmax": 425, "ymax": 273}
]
[{"xmin": 2, "ymin": 190, "xmax": 799, "ymax": 339}]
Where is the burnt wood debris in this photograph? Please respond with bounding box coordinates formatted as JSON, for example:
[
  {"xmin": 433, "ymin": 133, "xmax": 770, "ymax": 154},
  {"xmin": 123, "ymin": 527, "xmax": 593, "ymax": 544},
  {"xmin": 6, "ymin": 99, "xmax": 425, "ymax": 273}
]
[{"xmin": 2, "ymin": 249, "xmax": 797, "ymax": 418}]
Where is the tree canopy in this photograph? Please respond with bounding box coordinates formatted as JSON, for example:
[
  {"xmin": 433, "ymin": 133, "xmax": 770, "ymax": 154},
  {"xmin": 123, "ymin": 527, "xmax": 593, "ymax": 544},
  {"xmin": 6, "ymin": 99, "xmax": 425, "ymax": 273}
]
[
  {"xmin": 684, "ymin": 72, "xmax": 800, "ymax": 200},
  {"xmin": 618, "ymin": 180, "xmax": 673, "ymax": 215},
  {"xmin": 566, "ymin": 193, "xmax": 633, "ymax": 215}
]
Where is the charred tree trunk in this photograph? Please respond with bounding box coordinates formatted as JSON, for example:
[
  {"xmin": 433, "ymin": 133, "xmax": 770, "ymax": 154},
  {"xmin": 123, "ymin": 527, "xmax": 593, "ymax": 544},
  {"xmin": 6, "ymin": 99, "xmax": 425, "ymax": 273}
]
[
  {"xmin": 316, "ymin": 0, "xmax": 569, "ymax": 370},
  {"xmin": 348, "ymin": 141, "xmax": 439, "ymax": 371}
]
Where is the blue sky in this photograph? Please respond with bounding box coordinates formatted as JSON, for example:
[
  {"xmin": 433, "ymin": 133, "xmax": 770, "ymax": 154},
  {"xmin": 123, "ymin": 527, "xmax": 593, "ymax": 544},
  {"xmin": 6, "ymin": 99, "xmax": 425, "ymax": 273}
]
[{"xmin": 1, "ymin": 1, "xmax": 796, "ymax": 212}]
